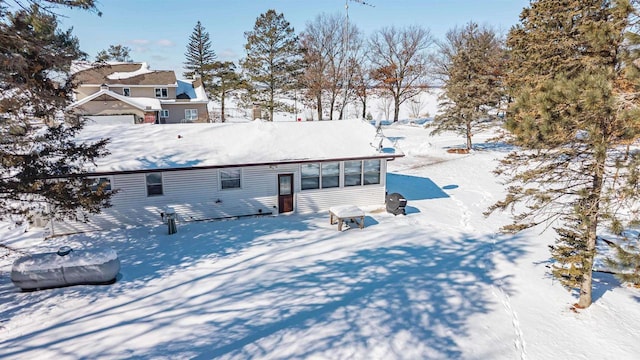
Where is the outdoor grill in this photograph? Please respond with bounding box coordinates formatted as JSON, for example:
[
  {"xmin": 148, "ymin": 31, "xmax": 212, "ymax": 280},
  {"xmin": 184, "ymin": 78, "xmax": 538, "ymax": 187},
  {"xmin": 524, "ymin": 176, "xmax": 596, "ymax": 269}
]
[{"xmin": 385, "ymin": 192, "xmax": 407, "ymax": 215}]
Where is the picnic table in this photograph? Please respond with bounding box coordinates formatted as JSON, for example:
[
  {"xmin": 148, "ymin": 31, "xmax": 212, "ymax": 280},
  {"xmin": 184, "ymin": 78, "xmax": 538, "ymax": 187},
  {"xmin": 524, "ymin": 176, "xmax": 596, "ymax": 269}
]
[{"xmin": 329, "ymin": 205, "xmax": 365, "ymax": 231}]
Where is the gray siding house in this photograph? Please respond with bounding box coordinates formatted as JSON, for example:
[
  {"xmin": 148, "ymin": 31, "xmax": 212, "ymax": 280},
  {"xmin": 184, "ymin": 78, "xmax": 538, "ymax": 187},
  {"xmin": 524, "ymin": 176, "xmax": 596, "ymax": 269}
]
[{"xmin": 48, "ymin": 120, "xmax": 402, "ymax": 235}]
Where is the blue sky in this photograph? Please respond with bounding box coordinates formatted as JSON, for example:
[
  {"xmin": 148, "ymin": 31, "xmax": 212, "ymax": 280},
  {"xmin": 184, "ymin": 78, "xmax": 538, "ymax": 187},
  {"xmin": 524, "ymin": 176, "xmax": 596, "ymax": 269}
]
[{"xmin": 57, "ymin": 0, "xmax": 530, "ymax": 75}]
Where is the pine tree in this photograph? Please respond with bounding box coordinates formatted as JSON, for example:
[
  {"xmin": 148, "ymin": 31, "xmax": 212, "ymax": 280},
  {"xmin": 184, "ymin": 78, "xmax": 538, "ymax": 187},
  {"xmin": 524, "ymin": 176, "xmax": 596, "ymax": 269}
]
[
  {"xmin": 207, "ymin": 61, "xmax": 245, "ymax": 122},
  {"xmin": 605, "ymin": 230, "xmax": 640, "ymax": 285},
  {"xmin": 241, "ymin": 9, "xmax": 301, "ymax": 121},
  {"xmin": 183, "ymin": 21, "xmax": 216, "ymax": 82},
  {"xmin": 430, "ymin": 22, "xmax": 505, "ymax": 150},
  {"xmin": 95, "ymin": 44, "xmax": 132, "ymax": 62},
  {"xmin": 488, "ymin": 0, "xmax": 640, "ymax": 308},
  {"xmin": 0, "ymin": 2, "xmax": 113, "ymax": 221}
]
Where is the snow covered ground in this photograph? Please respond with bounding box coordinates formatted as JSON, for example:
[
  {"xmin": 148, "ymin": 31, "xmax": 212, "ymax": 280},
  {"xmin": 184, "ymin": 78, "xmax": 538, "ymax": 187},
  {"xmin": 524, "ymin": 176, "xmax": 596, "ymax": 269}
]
[{"xmin": 1, "ymin": 122, "xmax": 640, "ymax": 359}]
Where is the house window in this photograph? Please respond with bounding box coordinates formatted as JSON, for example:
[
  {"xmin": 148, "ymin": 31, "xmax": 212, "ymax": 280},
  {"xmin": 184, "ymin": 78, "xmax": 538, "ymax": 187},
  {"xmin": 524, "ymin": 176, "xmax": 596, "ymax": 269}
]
[
  {"xmin": 146, "ymin": 173, "xmax": 163, "ymax": 196},
  {"xmin": 123, "ymin": 88, "xmax": 131, "ymax": 97},
  {"xmin": 363, "ymin": 159, "xmax": 381, "ymax": 185},
  {"xmin": 90, "ymin": 177, "xmax": 112, "ymax": 193},
  {"xmin": 220, "ymin": 168, "xmax": 241, "ymax": 189},
  {"xmin": 321, "ymin": 162, "xmax": 340, "ymax": 188},
  {"xmin": 301, "ymin": 163, "xmax": 320, "ymax": 190},
  {"xmin": 155, "ymin": 87, "xmax": 168, "ymax": 98},
  {"xmin": 344, "ymin": 160, "xmax": 362, "ymax": 187},
  {"xmin": 160, "ymin": 109, "xmax": 169, "ymax": 118},
  {"xmin": 185, "ymin": 109, "xmax": 198, "ymax": 121}
]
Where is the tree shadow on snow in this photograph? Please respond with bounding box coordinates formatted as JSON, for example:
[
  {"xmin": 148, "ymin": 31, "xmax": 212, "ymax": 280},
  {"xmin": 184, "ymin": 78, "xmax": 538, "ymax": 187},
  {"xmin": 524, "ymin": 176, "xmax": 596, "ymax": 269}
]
[{"xmin": 0, "ymin": 215, "xmax": 528, "ymax": 359}]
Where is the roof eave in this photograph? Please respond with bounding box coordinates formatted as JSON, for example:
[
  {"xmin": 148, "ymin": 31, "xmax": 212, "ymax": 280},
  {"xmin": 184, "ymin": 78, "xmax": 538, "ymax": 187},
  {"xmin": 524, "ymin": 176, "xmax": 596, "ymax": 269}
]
[{"xmin": 55, "ymin": 153, "xmax": 404, "ymax": 178}]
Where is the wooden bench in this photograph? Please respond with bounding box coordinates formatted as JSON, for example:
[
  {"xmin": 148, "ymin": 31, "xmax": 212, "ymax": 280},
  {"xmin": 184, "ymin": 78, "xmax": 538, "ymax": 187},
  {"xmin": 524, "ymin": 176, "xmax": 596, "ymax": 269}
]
[{"xmin": 329, "ymin": 205, "xmax": 365, "ymax": 231}]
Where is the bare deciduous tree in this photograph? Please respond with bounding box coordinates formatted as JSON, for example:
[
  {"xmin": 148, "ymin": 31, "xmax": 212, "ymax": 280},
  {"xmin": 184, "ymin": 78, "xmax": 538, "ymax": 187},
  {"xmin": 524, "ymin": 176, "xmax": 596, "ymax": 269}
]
[
  {"xmin": 369, "ymin": 26, "xmax": 434, "ymax": 122},
  {"xmin": 300, "ymin": 13, "xmax": 362, "ymax": 120}
]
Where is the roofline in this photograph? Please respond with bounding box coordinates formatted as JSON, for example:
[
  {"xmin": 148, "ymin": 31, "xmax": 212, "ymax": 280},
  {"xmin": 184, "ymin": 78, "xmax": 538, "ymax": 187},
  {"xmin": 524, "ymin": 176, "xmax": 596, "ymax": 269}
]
[
  {"xmin": 77, "ymin": 83, "xmax": 179, "ymax": 88},
  {"xmin": 51, "ymin": 154, "xmax": 404, "ymax": 179},
  {"xmin": 68, "ymin": 89, "xmax": 160, "ymax": 111}
]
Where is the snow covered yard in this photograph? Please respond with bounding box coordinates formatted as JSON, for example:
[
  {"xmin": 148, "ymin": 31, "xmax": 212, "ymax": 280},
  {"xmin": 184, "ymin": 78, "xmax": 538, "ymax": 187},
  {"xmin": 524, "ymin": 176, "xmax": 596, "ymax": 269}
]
[{"xmin": 1, "ymin": 123, "xmax": 640, "ymax": 359}]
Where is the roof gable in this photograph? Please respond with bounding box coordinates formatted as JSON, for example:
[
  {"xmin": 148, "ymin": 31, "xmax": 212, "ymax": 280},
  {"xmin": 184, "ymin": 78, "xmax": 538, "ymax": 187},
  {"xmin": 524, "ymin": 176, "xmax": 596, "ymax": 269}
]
[{"xmin": 68, "ymin": 89, "xmax": 162, "ymax": 111}]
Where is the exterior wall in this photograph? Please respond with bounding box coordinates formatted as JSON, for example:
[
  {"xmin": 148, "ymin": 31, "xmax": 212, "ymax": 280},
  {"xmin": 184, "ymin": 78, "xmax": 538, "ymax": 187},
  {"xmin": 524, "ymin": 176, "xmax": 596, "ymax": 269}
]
[
  {"xmin": 75, "ymin": 86, "xmax": 100, "ymax": 100},
  {"xmin": 161, "ymin": 103, "xmax": 209, "ymax": 123},
  {"xmin": 75, "ymin": 86, "xmax": 177, "ymax": 100},
  {"xmin": 295, "ymin": 159, "xmax": 388, "ymax": 213},
  {"xmin": 73, "ymin": 100, "xmax": 145, "ymax": 123},
  {"xmin": 50, "ymin": 160, "xmax": 389, "ymax": 235}
]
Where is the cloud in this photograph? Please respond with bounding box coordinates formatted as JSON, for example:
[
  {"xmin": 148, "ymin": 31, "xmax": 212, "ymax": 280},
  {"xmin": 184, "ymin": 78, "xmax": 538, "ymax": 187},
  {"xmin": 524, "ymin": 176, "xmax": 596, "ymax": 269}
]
[
  {"xmin": 219, "ymin": 48, "xmax": 239, "ymax": 61},
  {"xmin": 156, "ymin": 39, "xmax": 175, "ymax": 47},
  {"xmin": 130, "ymin": 39, "xmax": 151, "ymax": 45}
]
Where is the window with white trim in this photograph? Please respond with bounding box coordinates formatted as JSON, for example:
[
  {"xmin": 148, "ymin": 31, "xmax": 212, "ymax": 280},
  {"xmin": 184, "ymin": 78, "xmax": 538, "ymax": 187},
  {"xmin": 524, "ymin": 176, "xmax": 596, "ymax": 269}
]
[
  {"xmin": 185, "ymin": 109, "xmax": 198, "ymax": 121},
  {"xmin": 321, "ymin": 162, "xmax": 340, "ymax": 188},
  {"xmin": 344, "ymin": 160, "xmax": 363, "ymax": 187},
  {"xmin": 155, "ymin": 87, "xmax": 168, "ymax": 98},
  {"xmin": 220, "ymin": 168, "xmax": 241, "ymax": 189},
  {"xmin": 146, "ymin": 173, "xmax": 163, "ymax": 196},
  {"xmin": 123, "ymin": 88, "xmax": 131, "ymax": 97},
  {"xmin": 160, "ymin": 109, "xmax": 169, "ymax": 118},
  {"xmin": 90, "ymin": 177, "xmax": 112, "ymax": 193},
  {"xmin": 301, "ymin": 163, "xmax": 320, "ymax": 190},
  {"xmin": 363, "ymin": 159, "xmax": 381, "ymax": 185}
]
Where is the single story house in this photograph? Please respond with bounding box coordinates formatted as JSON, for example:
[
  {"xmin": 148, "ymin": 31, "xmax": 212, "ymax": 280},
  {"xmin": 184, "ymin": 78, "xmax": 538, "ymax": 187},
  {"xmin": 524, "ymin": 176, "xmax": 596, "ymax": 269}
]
[{"xmin": 48, "ymin": 119, "xmax": 403, "ymax": 235}]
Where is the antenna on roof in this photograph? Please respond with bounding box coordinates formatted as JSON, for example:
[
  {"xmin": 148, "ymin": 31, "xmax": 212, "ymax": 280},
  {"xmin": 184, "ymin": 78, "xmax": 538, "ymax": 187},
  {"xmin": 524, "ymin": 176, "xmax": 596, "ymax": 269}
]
[{"xmin": 343, "ymin": 0, "xmax": 374, "ymax": 120}]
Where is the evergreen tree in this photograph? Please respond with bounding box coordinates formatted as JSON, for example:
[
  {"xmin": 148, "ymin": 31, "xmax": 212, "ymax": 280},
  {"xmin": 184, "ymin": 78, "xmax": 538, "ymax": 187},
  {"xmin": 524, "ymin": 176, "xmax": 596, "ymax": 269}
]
[
  {"xmin": 605, "ymin": 230, "xmax": 640, "ymax": 285},
  {"xmin": 183, "ymin": 21, "xmax": 216, "ymax": 83},
  {"xmin": 207, "ymin": 61, "xmax": 245, "ymax": 122},
  {"xmin": 241, "ymin": 9, "xmax": 301, "ymax": 121},
  {"xmin": 488, "ymin": 0, "xmax": 640, "ymax": 308},
  {"xmin": 95, "ymin": 44, "xmax": 132, "ymax": 62},
  {"xmin": 0, "ymin": 1, "xmax": 113, "ymax": 221},
  {"xmin": 430, "ymin": 22, "xmax": 505, "ymax": 150}
]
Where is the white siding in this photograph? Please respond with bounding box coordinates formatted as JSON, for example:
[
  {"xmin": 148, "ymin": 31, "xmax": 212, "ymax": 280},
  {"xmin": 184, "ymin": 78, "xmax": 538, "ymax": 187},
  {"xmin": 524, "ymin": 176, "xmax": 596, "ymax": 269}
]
[
  {"xmin": 295, "ymin": 185, "xmax": 386, "ymax": 214},
  {"xmin": 50, "ymin": 161, "xmax": 389, "ymax": 235}
]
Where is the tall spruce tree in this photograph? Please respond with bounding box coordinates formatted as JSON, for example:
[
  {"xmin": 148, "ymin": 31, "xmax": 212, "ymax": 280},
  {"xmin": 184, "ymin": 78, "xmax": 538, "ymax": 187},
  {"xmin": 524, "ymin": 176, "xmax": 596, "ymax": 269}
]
[
  {"xmin": 488, "ymin": 0, "xmax": 640, "ymax": 308},
  {"xmin": 0, "ymin": 1, "xmax": 112, "ymax": 221},
  {"xmin": 241, "ymin": 9, "xmax": 301, "ymax": 121},
  {"xmin": 183, "ymin": 21, "xmax": 216, "ymax": 82},
  {"xmin": 430, "ymin": 22, "xmax": 505, "ymax": 150}
]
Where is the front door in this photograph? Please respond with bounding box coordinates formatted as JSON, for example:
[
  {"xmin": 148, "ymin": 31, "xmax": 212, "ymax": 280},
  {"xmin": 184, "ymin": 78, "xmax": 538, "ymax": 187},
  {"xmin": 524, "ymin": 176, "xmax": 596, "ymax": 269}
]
[{"xmin": 278, "ymin": 174, "xmax": 294, "ymax": 213}]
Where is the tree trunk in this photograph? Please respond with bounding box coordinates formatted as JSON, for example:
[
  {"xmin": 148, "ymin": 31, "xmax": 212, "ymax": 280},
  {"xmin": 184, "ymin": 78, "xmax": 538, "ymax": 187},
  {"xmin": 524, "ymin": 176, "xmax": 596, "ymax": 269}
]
[
  {"xmin": 220, "ymin": 91, "xmax": 226, "ymax": 122},
  {"xmin": 466, "ymin": 120, "xmax": 472, "ymax": 150},
  {"xmin": 329, "ymin": 97, "xmax": 335, "ymax": 120},
  {"xmin": 576, "ymin": 158, "xmax": 605, "ymax": 308},
  {"xmin": 316, "ymin": 94, "xmax": 323, "ymax": 121},
  {"xmin": 361, "ymin": 99, "xmax": 367, "ymax": 119},
  {"xmin": 393, "ymin": 97, "xmax": 401, "ymax": 122}
]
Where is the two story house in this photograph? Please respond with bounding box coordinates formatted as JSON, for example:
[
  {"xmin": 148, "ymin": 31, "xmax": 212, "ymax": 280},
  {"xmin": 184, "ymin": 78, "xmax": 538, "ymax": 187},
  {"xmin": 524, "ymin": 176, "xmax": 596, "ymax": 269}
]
[{"xmin": 69, "ymin": 62, "xmax": 209, "ymax": 124}]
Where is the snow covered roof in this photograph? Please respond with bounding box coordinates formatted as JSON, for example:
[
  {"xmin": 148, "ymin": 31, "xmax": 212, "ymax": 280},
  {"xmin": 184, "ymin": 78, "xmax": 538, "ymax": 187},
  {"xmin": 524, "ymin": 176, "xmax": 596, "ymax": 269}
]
[
  {"xmin": 106, "ymin": 62, "xmax": 154, "ymax": 80},
  {"xmin": 76, "ymin": 120, "xmax": 402, "ymax": 174},
  {"xmin": 72, "ymin": 62, "xmax": 177, "ymax": 87},
  {"xmin": 68, "ymin": 89, "xmax": 163, "ymax": 111},
  {"xmin": 174, "ymin": 79, "xmax": 208, "ymax": 102}
]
